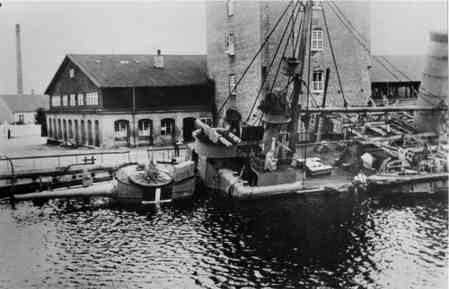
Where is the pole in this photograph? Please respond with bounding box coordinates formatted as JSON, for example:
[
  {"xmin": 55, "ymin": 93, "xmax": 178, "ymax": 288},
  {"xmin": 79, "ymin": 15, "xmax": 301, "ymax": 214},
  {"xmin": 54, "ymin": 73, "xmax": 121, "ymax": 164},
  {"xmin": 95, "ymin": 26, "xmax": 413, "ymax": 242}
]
[
  {"xmin": 316, "ymin": 68, "xmax": 331, "ymax": 141},
  {"xmin": 132, "ymin": 87, "xmax": 137, "ymax": 147},
  {"xmin": 288, "ymin": 1, "xmax": 313, "ymax": 157}
]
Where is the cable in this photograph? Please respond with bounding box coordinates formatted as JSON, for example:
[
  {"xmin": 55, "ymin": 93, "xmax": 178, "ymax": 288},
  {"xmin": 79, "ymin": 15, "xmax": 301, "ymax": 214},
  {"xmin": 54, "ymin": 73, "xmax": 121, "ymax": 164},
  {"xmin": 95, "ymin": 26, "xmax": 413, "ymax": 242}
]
[
  {"xmin": 217, "ymin": 0, "xmax": 294, "ymax": 115},
  {"xmin": 269, "ymin": 1, "xmax": 303, "ymax": 92},
  {"xmin": 321, "ymin": 5, "xmax": 348, "ymax": 107},
  {"xmin": 245, "ymin": 0, "xmax": 301, "ymax": 123},
  {"xmin": 329, "ymin": 1, "xmax": 441, "ymax": 100}
]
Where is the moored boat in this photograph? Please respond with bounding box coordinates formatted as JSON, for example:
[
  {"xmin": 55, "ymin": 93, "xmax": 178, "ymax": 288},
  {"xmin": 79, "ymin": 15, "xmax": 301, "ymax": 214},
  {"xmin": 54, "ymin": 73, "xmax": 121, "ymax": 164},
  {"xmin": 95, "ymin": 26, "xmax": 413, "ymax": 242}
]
[{"xmin": 115, "ymin": 160, "xmax": 196, "ymax": 205}]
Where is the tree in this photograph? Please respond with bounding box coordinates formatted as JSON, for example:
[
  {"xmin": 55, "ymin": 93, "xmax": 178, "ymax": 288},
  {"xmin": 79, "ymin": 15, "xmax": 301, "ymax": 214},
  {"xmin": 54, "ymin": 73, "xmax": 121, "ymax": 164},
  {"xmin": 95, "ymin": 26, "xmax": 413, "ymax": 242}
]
[{"xmin": 35, "ymin": 107, "xmax": 47, "ymax": 136}]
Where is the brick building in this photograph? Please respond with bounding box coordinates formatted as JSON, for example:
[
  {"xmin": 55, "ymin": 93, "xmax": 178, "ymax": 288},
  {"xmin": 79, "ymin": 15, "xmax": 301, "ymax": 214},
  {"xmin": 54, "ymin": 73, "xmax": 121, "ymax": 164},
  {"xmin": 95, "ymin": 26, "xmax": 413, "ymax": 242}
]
[
  {"xmin": 206, "ymin": 0, "xmax": 371, "ymax": 123},
  {"xmin": 45, "ymin": 53, "xmax": 214, "ymax": 148}
]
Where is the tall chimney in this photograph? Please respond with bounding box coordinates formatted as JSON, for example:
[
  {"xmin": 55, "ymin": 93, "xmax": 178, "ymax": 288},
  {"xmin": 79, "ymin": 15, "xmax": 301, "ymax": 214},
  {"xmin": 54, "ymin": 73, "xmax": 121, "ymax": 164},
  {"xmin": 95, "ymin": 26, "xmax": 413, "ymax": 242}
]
[
  {"xmin": 16, "ymin": 24, "xmax": 24, "ymax": 95},
  {"xmin": 414, "ymin": 31, "xmax": 448, "ymax": 134}
]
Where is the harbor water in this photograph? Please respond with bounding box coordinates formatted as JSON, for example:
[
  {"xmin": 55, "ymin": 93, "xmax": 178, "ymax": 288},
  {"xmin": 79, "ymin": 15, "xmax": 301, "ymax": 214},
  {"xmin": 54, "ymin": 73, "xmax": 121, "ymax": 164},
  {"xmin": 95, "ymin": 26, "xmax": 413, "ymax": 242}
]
[{"xmin": 0, "ymin": 193, "xmax": 447, "ymax": 289}]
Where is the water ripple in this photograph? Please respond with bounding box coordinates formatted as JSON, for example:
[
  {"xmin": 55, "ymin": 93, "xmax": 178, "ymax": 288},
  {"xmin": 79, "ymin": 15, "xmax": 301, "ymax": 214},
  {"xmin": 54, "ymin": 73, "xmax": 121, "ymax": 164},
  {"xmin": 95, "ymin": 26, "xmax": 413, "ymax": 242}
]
[{"xmin": 0, "ymin": 195, "xmax": 447, "ymax": 289}]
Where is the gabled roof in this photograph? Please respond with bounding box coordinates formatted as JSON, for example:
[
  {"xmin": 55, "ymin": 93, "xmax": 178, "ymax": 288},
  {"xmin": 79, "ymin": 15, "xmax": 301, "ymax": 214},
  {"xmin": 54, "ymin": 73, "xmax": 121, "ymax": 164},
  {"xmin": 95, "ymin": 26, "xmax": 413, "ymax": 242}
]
[
  {"xmin": 45, "ymin": 54, "xmax": 208, "ymax": 94},
  {"xmin": 0, "ymin": 94, "xmax": 48, "ymax": 112},
  {"xmin": 371, "ymin": 54, "xmax": 426, "ymax": 83}
]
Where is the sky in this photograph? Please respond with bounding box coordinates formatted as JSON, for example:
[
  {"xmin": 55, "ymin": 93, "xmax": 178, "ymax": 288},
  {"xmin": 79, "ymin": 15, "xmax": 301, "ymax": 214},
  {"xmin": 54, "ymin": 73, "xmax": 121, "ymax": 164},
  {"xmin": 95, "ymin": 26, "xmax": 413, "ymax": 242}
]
[{"xmin": 0, "ymin": 0, "xmax": 447, "ymax": 95}]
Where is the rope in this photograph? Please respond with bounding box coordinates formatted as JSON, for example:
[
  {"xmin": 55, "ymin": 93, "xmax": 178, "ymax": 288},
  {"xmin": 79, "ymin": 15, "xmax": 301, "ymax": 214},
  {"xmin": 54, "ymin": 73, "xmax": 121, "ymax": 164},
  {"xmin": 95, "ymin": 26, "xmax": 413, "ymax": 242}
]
[{"xmin": 217, "ymin": 0, "xmax": 294, "ymax": 115}]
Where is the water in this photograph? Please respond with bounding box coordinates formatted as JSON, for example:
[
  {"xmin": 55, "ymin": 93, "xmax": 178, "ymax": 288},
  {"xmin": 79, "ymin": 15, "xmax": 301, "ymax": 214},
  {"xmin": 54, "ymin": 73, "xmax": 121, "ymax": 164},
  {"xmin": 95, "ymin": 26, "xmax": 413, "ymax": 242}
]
[{"xmin": 0, "ymin": 194, "xmax": 447, "ymax": 289}]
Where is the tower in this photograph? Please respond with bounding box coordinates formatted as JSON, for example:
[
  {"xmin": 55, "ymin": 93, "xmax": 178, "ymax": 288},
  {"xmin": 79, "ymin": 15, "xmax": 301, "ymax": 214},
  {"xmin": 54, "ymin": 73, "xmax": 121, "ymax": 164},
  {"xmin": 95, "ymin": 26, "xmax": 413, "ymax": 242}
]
[{"xmin": 206, "ymin": 1, "xmax": 371, "ymax": 122}]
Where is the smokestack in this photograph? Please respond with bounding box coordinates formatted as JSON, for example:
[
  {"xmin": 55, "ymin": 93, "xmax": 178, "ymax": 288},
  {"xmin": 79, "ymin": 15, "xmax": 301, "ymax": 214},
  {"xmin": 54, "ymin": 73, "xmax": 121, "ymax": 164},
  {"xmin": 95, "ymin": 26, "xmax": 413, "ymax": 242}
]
[
  {"xmin": 414, "ymin": 31, "xmax": 448, "ymax": 134},
  {"xmin": 16, "ymin": 24, "xmax": 24, "ymax": 95}
]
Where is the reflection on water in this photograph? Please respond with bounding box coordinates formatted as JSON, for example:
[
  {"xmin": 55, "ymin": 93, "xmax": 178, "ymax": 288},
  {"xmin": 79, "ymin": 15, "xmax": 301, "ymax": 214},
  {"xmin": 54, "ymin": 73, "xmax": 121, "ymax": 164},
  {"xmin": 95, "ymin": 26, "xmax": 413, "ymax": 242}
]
[{"xmin": 0, "ymin": 194, "xmax": 447, "ymax": 289}]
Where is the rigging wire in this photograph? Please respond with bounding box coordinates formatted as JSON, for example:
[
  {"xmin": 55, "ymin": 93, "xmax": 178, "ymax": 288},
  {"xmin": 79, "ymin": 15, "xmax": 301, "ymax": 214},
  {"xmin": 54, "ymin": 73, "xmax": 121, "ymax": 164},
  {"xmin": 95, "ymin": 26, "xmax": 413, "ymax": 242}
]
[
  {"xmin": 302, "ymin": 0, "xmax": 314, "ymax": 185},
  {"xmin": 327, "ymin": 1, "xmax": 403, "ymax": 81},
  {"xmin": 321, "ymin": 4, "xmax": 348, "ymax": 107},
  {"xmin": 329, "ymin": 1, "xmax": 441, "ymax": 100},
  {"xmin": 269, "ymin": 1, "xmax": 303, "ymax": 93},
  {"xmin": 216, "ymin": 0, "xmax": 294, "ymax": 116},
  {"xmin": 255, "ymin": 2, "xmax": 303, "ymax": 126},
  {"xmin": 245, "ymin": 0, "xmax": 301, "ymax": 123}
]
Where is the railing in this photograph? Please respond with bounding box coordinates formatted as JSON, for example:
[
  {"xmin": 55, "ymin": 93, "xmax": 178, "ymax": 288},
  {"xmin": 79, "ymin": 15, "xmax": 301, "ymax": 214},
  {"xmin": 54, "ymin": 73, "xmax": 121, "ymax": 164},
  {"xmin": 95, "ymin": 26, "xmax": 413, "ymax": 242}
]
[{"xmin": 0, "ymin": 146, "xmax": 188, "ymax": 175}]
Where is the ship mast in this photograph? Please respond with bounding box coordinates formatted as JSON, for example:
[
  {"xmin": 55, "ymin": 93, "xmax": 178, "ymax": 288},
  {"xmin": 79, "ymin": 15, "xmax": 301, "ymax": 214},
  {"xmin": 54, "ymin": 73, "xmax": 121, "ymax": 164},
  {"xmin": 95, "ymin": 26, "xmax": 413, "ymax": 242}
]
[{"xmin": 288, "ymin": 0, "xmax": 313, "ymax": 157}]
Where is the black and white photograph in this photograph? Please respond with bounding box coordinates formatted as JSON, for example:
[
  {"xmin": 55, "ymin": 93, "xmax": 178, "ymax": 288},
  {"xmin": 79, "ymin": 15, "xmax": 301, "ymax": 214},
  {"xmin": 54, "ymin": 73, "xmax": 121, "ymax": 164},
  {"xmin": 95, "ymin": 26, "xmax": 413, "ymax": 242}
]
[{"xmin": 0, "ymin": 0, "xmax": 447, "ymax": 288}]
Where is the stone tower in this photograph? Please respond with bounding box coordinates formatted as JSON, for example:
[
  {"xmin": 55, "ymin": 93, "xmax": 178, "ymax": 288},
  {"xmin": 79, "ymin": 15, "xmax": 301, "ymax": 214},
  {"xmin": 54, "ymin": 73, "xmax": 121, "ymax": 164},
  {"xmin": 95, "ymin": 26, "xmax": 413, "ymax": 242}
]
[{"xmin": 206, "ymin": 0, "xmax": 371, "ymax": 122}]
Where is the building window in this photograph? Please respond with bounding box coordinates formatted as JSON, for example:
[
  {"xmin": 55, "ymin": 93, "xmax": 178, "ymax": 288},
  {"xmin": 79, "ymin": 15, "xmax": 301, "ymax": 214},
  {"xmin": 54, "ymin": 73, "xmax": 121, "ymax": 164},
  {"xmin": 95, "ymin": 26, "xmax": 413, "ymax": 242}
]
[
  {"xmin": 225, "ymin": 33, "xmax": 235, "ymax": 56},
  {"xmin": 69, "ymin": 68, "xmax": 75, "ymax": 79},
  {"xmin": 312, "ymin": 0, "xmax": 322, "ymax": 9},
  {"xmin": 227, "ymin": 0, "xmax": 234, "ymax": 16},
  {"xmin": 229, "ymin": 74, "xmax": 237, "ymax": 96},
  {"xmin": 138, "ymin": 119, "xmax": 153, "ymax": 137},
  {"xmin": 51, "ymin": 95, "xmax": 61, "ymax": 107},
  {"xmin": 160, "ymin": 118, "xmax": 175, "ymax": 136},
  {"xmin": 114, "ymin": 119, "xmax": 129, "ymax": 139},
  {"xmin": 86, "ymin": 92, "xmax": 98, "ymax": 105},
  {"xmin": 312, "ymin": 70, "xmax": 324, "ymax": 92},
  {"xmin": 69, "ymin": 94, "xmax": 76, "ymax": 106},
  {"xmin": 62, "ymin": 95, "xmax": 68, "ymax": 106},
  {"xmin": 311, "ymin": 29, "xmax": 324, "ymax": 51},
  {"xmin": 200, "ymin": 118, "xmax": 212, "ymax": 126},
  {"xmin": 77, "ymin": 93, "xmax": 84, "ymax": 106},
  {"xmin": 68, "ymin": 119, "xmax": 73, "ymax": 139}
]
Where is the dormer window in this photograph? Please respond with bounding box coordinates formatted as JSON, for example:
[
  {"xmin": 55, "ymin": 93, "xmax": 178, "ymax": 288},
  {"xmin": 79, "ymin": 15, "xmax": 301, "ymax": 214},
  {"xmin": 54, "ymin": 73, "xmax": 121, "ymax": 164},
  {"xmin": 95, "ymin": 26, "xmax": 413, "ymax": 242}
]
[
  {"xmin": 227, "ymin": 0, "xmax": 234, "ymax": 16},
  {"xmin": 69, "ymin": 68, "xmax": 75, "ymax": 79},
  {"xmin": 225, "ymin": 33, "xmax": 235, "ymax": 56},
  {"xmin": 311, "ymin": 28, "xmax": 324, "ymax": 51}
]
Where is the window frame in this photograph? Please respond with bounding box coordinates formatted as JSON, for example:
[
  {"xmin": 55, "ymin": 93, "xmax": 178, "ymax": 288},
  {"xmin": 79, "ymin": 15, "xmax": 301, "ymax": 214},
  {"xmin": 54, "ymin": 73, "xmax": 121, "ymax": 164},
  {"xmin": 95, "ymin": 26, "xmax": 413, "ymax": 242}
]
[
  {"xmin": 69, "ymin": 94, "xmax": 76, "ymax": 106},
  {"xmin": 62, "ymin": 95, "xmax": 68, "ymax": 107},
  {"xmin": 229, "ymin": 73, "xmax": 237, "ymax": 96},
  {"xmin": 51, "ymin": 95, "xmax": 61, "ymax": 107},
  {"xmin": 227, "ymin": 0, "xmax": 234, "ymax": 16},
  {"xmin": 200, "ymin": 118, "xmax": 213, "ymax": 126},
  {"xmin": 225, "ymin": 32, "xmax": 235, "ymax": 56},
  {"xmin": 86, "ymin": 92, "xmax": 99, "ymax": 106},
  {"xmin": 160, "ymin": 118, "xmax": 175, "ymax": 136},
  {"xmin": 311, "ymin": 28, "xmax": 324, "ymax": 51},
  {"xmin": 69, "ymin": 68, "xmax": 75, "ymax": 79},
  {"xmin": 312, "ymin": 70, "xmax": 325, "ymax": 93},
  {"xmin": 77, "ymin": 93, "xmax": 84, "ymax": 106},
  {"xmin": 114, "ymin": 120, "xmax": 129, "ymax": 138}
]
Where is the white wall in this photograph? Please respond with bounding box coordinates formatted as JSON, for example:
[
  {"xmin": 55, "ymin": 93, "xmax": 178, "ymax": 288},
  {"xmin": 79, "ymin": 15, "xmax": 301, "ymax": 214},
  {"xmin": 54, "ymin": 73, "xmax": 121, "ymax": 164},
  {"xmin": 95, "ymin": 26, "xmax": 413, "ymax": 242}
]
[
  {"xmin": 13, "ymin": 111, "xmax": 36, "ymax": 124},
  {"xmin": 0, "ymin": 124, "xmax": 42, "ymax": 137}
]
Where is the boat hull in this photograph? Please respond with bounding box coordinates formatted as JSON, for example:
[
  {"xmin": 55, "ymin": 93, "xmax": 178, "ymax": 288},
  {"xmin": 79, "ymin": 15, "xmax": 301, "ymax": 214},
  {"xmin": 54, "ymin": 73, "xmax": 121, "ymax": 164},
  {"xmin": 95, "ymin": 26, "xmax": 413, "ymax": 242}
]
[{"xmin": 115, "ymin": 163, "xmax": 196, "ymax": 204}]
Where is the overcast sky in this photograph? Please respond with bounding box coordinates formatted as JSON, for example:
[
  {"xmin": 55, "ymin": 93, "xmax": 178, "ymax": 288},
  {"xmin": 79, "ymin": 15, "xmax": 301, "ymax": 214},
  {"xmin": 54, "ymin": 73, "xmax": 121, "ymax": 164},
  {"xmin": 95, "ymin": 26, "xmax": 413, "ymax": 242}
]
[{"xmin": 0, "ymin": 0, "xmax": 447, "ymax": 95}]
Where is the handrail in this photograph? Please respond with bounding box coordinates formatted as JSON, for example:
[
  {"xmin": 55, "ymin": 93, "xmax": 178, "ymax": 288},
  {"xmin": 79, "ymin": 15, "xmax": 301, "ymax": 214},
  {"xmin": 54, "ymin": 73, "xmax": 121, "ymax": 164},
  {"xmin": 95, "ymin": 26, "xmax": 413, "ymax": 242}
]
[{"xmin": 1, "ymin": 150, "xmax": 130, "ymax": 161}]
